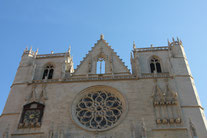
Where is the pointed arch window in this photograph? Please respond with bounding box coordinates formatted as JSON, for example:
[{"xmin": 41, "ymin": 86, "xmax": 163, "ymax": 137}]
[
  {"xmin": 42, "ymin": 65, "xmax": 54, "ymax": 80},
  {"xmin": 150, "ymin": 57, "xmax": 162, "ymax": 73},
  {"xmin": 18, "ymin": 102, "xmax": 45, "ymax": 128},
  {"xmin": 96, "ymin": 57, "xmax": 105, "ymax": 74}
]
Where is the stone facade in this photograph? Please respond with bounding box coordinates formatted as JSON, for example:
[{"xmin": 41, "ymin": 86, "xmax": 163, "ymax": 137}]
[{"xmin": 0, "ymin": 35, "xmax": 207, "ymax": 138}]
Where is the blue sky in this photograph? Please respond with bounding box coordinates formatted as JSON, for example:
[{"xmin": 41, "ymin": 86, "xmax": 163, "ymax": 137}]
[{"xmin": 0, "ymin": 0, "xmax": 207, "ymax": 115}]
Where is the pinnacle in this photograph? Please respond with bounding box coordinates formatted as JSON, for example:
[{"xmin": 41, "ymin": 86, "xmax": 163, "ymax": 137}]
[{"xmin": 100, "ymin": 34, "xmax": 104, "ymax": 40}]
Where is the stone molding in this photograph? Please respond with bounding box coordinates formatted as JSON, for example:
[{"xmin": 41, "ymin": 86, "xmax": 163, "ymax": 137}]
[{"xmin": 152, "ymin": 127, "xmax": 187, "ymax": 131}]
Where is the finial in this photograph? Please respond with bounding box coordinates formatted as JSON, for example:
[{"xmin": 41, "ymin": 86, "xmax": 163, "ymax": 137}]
[
  {"xmin": 35, "ymin": 48, "xmax": 39, "ymax": 55},
  {"xmin": 68, "ymin": 45, "xmax": 71, "ymax": 54},
  {"xmin": 172, "ymin": 37, "xmax": 175, "ymax": 42},
  {"xmin": 29, "ymin": 46, "xmax": 32, "ymax": 52},
  {"xmin": 24, "ymin": 46, "xmax": 28, "ymax": 52},
  {"xmin": 180, "ymin": 40, "xmax": 183, "ymax": 45},
  {"xmin": 133, "ymin": 41, "xmax": 136, "ymax": 49},
  {"xmin": 168, "ymin": 39, "xmax": 171, "ymax": 46},
  {"xmin": 177, "ymin": 37, "xmax": 180, "ymax": 42},
  {"xmin": 100, "ymin": 34, "xmax": 104, "ymax": 40}
]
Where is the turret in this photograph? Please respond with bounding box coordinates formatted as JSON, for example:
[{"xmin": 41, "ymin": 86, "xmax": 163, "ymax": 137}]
[
  {"xmin": 13, "ymin": 47, "xmax": 36, "ymax": 84},
  {"xmin": 168, "ymin": 37, "xmax": 192, "ymax": 76},
  {"xmin": 168, "ymin": 38, "xmax": 207, "ymax": 137}
]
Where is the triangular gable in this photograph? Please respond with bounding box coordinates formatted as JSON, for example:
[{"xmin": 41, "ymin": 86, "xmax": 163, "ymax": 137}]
[{"xmin": 73, "ymin": 35, "xmax": 130, "ymax": 75}]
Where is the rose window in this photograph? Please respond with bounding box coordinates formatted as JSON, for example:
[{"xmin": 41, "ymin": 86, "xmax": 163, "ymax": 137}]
[{"xmin": 72, "ymin": 86, "xmax": 127, "ymax": 131}]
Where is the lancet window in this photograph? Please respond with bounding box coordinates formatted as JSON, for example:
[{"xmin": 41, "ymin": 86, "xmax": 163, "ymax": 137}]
[
  {"xmin": 96, "ymin": 57, "xmax": 105, "ymax": 74},
  {"xmin": 18, "ymin": 102, "xmax": 44, "ymax": 128},
  {"xmin": 150, "ymin": 57, "xmax": 162, "ymax": 73},
  {"xmin": 42, "ymin": 65, "xmax": 54, "ymax": 80}
]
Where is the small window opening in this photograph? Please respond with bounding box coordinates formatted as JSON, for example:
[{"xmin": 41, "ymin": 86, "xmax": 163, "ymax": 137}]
[
  {"xmin": 150, "ymin": 57, "xmax": 162, "ymax": 73},
  {"xmin": 42, "ymin": 65, "xmax": 54, "ymax": 80},
  {"xmin": 96, "ymin": 58, "xmax": 105, "ymax": 74}
]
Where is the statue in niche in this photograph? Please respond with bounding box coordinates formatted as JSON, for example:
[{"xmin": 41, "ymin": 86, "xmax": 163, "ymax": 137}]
[
  {"xmin": 141, "ymin": 119, "xmax": 147, "ymax": 138},
  {"xmin": 58, "ymin": 129, "xmax": 64, "ymax": 138},
  {"xmin": 48, "ymin": 122, "xmax": 54, "ymax": 138}
]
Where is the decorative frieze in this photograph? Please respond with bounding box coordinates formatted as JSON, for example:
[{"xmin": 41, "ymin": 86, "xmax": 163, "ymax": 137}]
[{"xmin": 156, "ymin": 118, "xmax": 181, "ymax": 125}]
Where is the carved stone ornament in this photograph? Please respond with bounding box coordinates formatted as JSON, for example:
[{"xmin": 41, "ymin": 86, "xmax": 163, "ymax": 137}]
[{"xmin": 71, "ymin": 85, "xmax": 127, "ymax": 131}]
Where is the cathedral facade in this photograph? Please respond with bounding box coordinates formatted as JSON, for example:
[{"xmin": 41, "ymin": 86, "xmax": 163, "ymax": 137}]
[{"xmin": 0, "ymin": 35, "xmax": 207, "ymax": 138}]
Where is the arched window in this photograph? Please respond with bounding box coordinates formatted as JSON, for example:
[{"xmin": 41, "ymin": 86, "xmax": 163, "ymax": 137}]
[
  {"xmin": 150, "ymin": 57, "xmax": 162, "ymax": 73},
  {"xmin": 18, "ymin": 102, "xmax": 45, "ymax": 128},
  {"xmin": 42, "ymin": 65, "xmax": 54, "ymax": 80},
  {"xmin": 96, "ymin": 57, "xmax": 105, "ymax": 74}
]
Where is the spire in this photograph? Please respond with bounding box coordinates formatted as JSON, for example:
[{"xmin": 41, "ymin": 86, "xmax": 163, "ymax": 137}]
[
  {"xmin": 100, "ymin": 34, "xmax": 104, "ymax": 40},
  {"xmin": 133, "ymin": 41, "xmax": 136, "ymax": 49}
]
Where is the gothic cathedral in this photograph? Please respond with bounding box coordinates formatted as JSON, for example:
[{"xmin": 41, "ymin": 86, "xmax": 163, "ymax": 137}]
[{"xmin": 0, "ymin": 35, "xmax": 207, "ymax": 138}]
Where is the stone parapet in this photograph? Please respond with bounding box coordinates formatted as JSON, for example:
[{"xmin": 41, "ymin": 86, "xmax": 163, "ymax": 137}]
[
  {"xmin": 134, "ymin": 46, "xmax": 168, "ymax": 52},
  {"xmin": 36, "ymin": 53, "xmax": 66, "ymax": 59}
]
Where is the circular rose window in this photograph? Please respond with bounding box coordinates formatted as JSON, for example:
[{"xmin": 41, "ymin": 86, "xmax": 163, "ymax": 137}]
[{"xmin": 71, "ymin": 86, "xmax": 127, "ymax": 131}]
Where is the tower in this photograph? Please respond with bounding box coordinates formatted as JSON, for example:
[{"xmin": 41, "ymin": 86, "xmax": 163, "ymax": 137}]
[{"xmin": 0, "ymin": 35, "xmax": 206, "ymax": 138}]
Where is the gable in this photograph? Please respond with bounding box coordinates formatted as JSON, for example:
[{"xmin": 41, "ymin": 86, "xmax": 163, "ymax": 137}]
[{"xmin": 73, "ymin": 35, "xmax": 130, "ymax": 75}]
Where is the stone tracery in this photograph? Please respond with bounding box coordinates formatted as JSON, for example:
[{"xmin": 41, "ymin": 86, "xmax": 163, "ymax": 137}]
[
  {"xmin": 72, "ymin": 86, "xmax": 127, "ymax": 131},
  {"xmin": 75, "ymin": 90, "xmax": 123, "ymax": 130}
]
